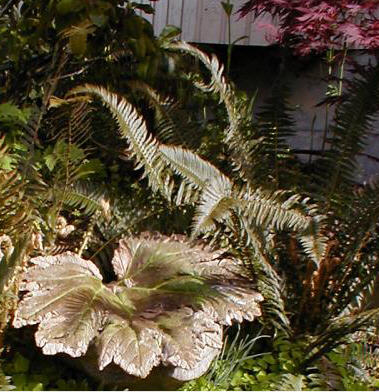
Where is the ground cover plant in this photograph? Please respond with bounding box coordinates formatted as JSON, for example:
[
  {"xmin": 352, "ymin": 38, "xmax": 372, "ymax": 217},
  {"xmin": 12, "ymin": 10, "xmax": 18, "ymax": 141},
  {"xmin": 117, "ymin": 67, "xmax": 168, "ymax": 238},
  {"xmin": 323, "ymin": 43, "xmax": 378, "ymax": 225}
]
[{"xmin": 0, "ymin": 0, "xmax": 378, "ymax": 390}]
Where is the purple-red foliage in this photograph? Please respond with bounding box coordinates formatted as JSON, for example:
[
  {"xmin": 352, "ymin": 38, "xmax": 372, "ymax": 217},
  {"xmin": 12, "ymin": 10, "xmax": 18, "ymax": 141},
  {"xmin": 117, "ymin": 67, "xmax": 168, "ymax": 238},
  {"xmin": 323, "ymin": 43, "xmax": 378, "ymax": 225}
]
[{"xmin": 239, "ymin": 0, "xmax": 379, "ymax": 55}]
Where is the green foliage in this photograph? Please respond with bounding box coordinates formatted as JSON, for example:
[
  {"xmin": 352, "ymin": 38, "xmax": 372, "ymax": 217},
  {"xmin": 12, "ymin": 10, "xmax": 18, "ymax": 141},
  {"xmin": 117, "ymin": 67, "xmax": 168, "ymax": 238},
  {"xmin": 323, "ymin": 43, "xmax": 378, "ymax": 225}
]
[
  {"xmin": 224, "ymin": 336, "xmax": 308, "ymax": 390},
  {"xmin": 183, "ymin": 335, "xmax": 379, "ymax": 391},
  {"xmin": 323, "ymin": 66, "xmax": 379, "ymax": 201},
  {"xmin": 2, "ymin": 352, "xmax": 92, "ymax": 391}
]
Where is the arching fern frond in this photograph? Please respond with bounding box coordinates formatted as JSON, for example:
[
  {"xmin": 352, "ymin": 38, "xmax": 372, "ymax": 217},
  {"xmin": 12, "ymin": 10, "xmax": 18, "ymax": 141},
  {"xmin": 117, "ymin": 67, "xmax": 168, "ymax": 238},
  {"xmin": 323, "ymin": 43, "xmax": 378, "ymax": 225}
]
[
  {"xmin": 325, "ymin": 180, "xmax": 379, "ymax": 316},
  {"xmin": 242, "ymin": 221, "xmax": 291, "ymax": 332},
  {"xmin": 49, "ymin": 101, "xmax": 92, "ymax": 150},
  {"xmin": 160, "ymin": 144, "xmax": 326, "ymax": 263},
  {"xmin": 165, "ymin": 42, "xmax": 266, "ymax": 187},
  {"xmin": 241, "ymin": 189, "xmax": 326, "ymax": 265},
  {"xmin": 193, "ymin": 187, "xmax": 235, "ymax": 235},
  {"xmin": 160, "ymin": 145, "xmax": 235, "ymax": 230},
  {"xmin": 65, "ymin": 81, "xmax": 326, "ymax": 267},
  {"xmin": 165, "ymin": 41, "xmax": 240, "ymax": 143},
  {"xmin": 159, "ymin": 145, "xmax": 231, "ymax": 190},
  {"xmin": 66, "ymin": 84, "xmax": 172, "ymax": 199},
  {"xmin": 242, "ymin": 189, "xmax": 309, "ymax": 231}
]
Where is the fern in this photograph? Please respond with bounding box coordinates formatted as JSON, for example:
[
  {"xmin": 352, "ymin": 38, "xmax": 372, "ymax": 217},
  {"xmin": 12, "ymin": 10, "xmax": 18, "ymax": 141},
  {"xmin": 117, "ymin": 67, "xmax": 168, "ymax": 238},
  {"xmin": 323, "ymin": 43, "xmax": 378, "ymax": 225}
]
[
  {"xmin": 160, "ymin": 144, "xmax": 326, "ymax": 262},
  {"xmin": 240, "ymin": 221, "xmax": 291, "ymax": 332},
  {"xmin": 129, "ymin": 81, "xmax": 200, "ymax": 149},
  {"xmin": 301, "ymin": 308, "xmax": 379, "ymax": 370},
  {"xmin": 61, "ymin": 181, "xmax": 110, "ymax": 218},
  {"xmin": 254, "ymin": 83, "xmax": 300, "ymax": 187},
  {"xmin": 326, "ymin": 180, "xmax": 379, "ymax": 318},
  {"xmin": 271, "ymin": 373, "xmax": 306, "ymax": 391},
  {"xmin": 165, "ymin": 41, "xmax": 238, "ymax": 138},
  {"xmin": 66, "ymin": 84, "xmax": 172, "ymax": 199},
  {"xmin": 321, "ymin": 65, "xmax": 379, "ymax": 202},
  {"xmin": 166, "ymin": 41, "xmax": 261, "ymax": 184}
]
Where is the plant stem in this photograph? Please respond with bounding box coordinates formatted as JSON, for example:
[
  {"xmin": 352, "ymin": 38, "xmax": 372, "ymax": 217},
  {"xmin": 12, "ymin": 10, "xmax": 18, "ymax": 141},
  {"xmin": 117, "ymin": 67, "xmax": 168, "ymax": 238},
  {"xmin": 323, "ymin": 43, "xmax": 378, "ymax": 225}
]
[
  {"xmin": 309, "ymin": 115, "xmax": 316, "ymax": 164},
  {"xmin": 226, "ymin": 11, "xmax": 232, "ymax": 75},
  {"xmin": 338, "ymin": 45, "xmax": 348, "ymax": 96},
  {"xmin": 321, "ymin": 49, "xmax": 334, "ymax": 152}
]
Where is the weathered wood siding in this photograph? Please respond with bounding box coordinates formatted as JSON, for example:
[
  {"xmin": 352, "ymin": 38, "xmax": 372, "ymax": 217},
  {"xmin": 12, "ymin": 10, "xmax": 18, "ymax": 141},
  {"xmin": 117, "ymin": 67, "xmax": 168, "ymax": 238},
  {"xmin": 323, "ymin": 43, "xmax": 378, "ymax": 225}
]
[{"xmin": 137, "ymin": 0, "xmax": 274, "ymax": 46}]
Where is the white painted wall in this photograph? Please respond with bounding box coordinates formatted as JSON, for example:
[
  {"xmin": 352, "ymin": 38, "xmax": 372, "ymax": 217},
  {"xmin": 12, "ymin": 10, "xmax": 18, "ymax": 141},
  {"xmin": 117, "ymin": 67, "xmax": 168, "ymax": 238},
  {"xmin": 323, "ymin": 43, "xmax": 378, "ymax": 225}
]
[{"xmin": 137, "ymin": 0, "xmax": 274, "ymax": 46}]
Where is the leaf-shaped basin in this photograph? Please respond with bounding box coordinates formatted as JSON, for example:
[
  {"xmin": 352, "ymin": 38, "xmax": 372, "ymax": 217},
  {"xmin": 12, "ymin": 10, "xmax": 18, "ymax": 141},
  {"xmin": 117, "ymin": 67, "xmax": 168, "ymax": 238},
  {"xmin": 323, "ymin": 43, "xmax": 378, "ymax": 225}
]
[{"xmin": 14, "ymin": 233, "xmax": 263, "ymax": 381}]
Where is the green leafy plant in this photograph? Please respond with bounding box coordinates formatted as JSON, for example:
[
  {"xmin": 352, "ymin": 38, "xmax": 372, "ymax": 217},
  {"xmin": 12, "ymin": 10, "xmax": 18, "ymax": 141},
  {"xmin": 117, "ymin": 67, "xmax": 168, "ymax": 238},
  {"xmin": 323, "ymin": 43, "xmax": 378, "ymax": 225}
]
[
  {"xmin": 2, "ymin": 351, "xmax": 94, "ymax": 391},
  {"xmin": 189, "ymin": 335, "xmax": 378, "ymax": 391},
  {"xmin": 182, "ymin": 327, "xmax": 269, "ymax": 391}
]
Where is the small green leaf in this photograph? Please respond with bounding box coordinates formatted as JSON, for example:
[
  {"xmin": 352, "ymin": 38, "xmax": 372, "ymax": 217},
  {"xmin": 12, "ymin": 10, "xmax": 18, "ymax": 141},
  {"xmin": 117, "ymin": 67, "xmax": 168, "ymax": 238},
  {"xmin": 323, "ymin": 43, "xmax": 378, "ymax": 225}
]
[
  {"xmin": 90, "ymin": 13, "xmax": 108, "ymax": 27},
  {"xmin": 256, "ymin": 370, "xmax": 267, "ymax": 382},
  {"xmin": 0, "ymin": 103, "xmax": 28, "ymax": 124},
  {"xmin": 281, "ymin": 361, "xmax": 295, "ymax": 372},
  {"xmin": 13, "ymin": 353, "xmax": 30, "ymax": 373},
  {"xmin": 231, "ymin": 369, "xmax": 244, "ymax": 386},
  {"xmin": 44, "ymin": 154, "xmax": 57, "ymax": 171},
  {"xmin": 12, "ymin": 374, "xmax": 27, "ymax": 389},
  {"xmin": 134, "ymin": 3, "xmax": 155, "ymax": 14},
  {"xmin": 159, "ymin": 25, "xmax": 181, "ymax": 41},
  {"xmin": 221, "ymin": 1, "xmax": 234, "ymax": 16},
  {"xmin": 57, "ymin": 0, "xmax": 84, "ymax": 15},
  {"xmin": 262, "ymin": 354, "xmax": 276, "ymax": 364},
  {"xmin": 0, "ymin": 155, "xmax": 15, "ymax": 171}
]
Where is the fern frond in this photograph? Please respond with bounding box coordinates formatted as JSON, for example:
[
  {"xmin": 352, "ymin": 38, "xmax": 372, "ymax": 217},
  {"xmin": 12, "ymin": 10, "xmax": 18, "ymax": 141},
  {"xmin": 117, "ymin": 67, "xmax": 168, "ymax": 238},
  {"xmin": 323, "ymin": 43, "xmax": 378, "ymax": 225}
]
[
  {"xmin": 254, "ymin": 83, "xmax": 300, "ymax": 186},
  {"xmin": 160, "ymin": 144, "xmax": 233, "ymax": 209},
  {"xmin": 159, "ymin": 145, "xmax": 231, "ymax": 190},
  {"xmin": 0, "ymin": 138, "xmax": 33, "ymax": 236},
  {"xmin": 271, "ymin": 373, "xmax": 306, "ymax": 391},
  {"xmin": 242, "ymin": 190, "xmax": 326, "ymax": 265},
  {"xmin": 326, "ymin": 180, "xmax": 379, "ymax": 315},
  {"xmin": 66, "ymin": 84, "xmax": 172, "ymax": 199},
  {"xmin": 242, "ymin": 189, "xmax": 308, "ymax": 231},
  {"xmin": 193, "ymin": 187, "xmax": 235, "ymax": 234},
  {"xmin": 298, "ymin": 216, "xmax": 327, "ymax": 267},
  {"xmin": 165, "ymin": 42, "xmax": 266, "ymax": 186},
  {"xmin": 166, "ymin": 41, "xmax": 240, "ymax": 143},
  {"xmin": 241, "ymin": 220, "xmax": 291, "ymax": 332},
  {"xmin": 51, "ymin": 102, "xmax": 92, "ymax": 149},
  {"xmin": 160, "ymin": 144, "xmax": 326, "ymax": 263},
  {"xmin": 61, "ymin": 181, "xmax": 110, "ymax": 218},
  {"xmin": 322, "ymin": 65, "xmax": 379, "ymax": 199},
  {"xmin": 301, "ymin": 308, "xmax": 379, "ymax": 370}
]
